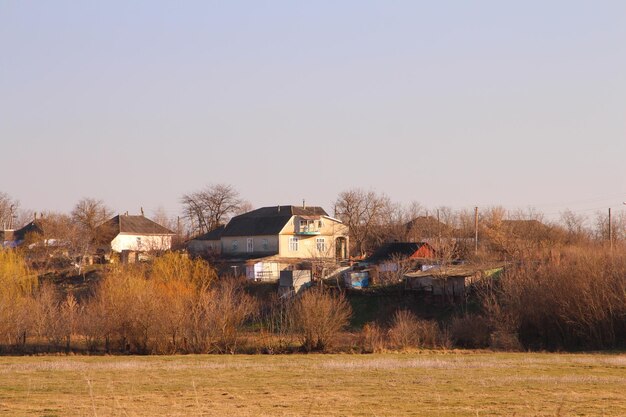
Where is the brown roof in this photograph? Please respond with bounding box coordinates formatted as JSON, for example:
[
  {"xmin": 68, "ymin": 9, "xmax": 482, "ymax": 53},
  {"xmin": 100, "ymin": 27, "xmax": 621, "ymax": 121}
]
[
  {"xmin": 99, "ymin": 215, "xmax": 175, "ymax": 236},
  {"xmin": 405, "ymin": 216, "xmax": 452, "ymax": 237}
]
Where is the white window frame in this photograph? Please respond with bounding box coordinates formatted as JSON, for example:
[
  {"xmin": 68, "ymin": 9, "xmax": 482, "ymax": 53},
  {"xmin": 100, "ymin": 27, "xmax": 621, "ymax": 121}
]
[
  {"xmin": 289, "ymin": 237, "xmax": 299, "ymax": 252},
  {"xmin": 232, "ymin": 240, "xmax": 238, "ymax": 251},
  {"xmin": 316, "ymin": 237, "xmax": 326, "ymax": 253},
  {"xmin": 262, "ymin": 239, "xmax": 269, "ymax": 251},
  {"xmin": 247, "ymin": 238, "xmax": 254, "ymax": 253}
]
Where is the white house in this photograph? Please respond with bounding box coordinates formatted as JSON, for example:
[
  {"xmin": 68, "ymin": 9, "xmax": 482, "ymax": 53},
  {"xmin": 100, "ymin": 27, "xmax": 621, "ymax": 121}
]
[{"xmin": 98, "ymin": 214, "xmax": 175, "ymax": 254}]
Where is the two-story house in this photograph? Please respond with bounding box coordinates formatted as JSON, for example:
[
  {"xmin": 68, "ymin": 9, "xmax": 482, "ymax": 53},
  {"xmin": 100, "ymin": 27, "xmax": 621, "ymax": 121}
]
[
  {"xmin": 220, "ymin": 205, "xmax": 348, "ymax": 260},
  {"xmin": 189, "ymin": 205, "xmax": 349, "ymax": 280}
]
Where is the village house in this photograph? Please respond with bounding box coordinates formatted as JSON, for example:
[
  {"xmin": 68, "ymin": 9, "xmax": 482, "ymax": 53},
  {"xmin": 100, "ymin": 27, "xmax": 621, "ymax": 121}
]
[
  {"xmin": 362, "ymin": 242, "xmax": 435, "ymax": 269},
  {"xmin": 97, "ymin": 214, "xmax": 175, "ymax": 262},
  {"xmin": 188, "ymin": 204, "xmax": 349, "ymax": 281},
  {"xmin": 1, "ymin": 220, "xmax": 44, "ymax": 248}
]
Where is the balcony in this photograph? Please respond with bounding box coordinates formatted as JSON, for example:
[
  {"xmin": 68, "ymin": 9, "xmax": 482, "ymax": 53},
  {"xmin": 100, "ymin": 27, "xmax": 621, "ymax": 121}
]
[
  {"xmin": 295, "ymin": 217, "xmax": 322, "ymax": 235},
  {"xmin": 296, "ymin": 227, "xmax": 321, "ymax": 236}
]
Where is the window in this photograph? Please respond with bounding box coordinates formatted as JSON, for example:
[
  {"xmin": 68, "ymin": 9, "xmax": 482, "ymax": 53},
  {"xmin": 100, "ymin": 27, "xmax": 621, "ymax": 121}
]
[
  {"xmin": 318, "ymin": 220, "xmax": 323, "ymax": 228},
  {"xmin": 262, "ymin": 239, "xmax": 269, "ymax": 251},
  {"xmin": 247, "ymin": 238, "xmax": 254, "ymax": 252},
  {"xmin": 136, "ymin": 237, "xmax": 142, "ymax": 250},
  {"xmin": 316, "ymin": 238, "xmax": 326, "ymax": 252},
  {"xmin": 232, "ymin": 240, "xmax": 239, "ymax": 251},
  {"xmin": 289, "ymin": 237, "xmax": 298, "ymax": 251}
]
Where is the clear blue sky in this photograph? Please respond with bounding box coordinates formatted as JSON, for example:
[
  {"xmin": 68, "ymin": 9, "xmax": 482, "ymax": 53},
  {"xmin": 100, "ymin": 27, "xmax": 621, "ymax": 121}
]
[{"xmin": 1, "ymin": 1, "xmax": 625, "ymax": 220}]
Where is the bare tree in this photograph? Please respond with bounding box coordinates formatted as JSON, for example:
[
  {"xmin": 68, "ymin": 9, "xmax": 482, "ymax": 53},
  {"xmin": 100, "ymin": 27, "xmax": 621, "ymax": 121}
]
[
  {"xmin": 0, "ymin": 192, "xmax": 19, "ymax": 229},
  {"xmin": 181, "ymin": 184, "xmax": 243, "ymax": 236},
  {"xmin": 559, "ymin": 209, "xmax": 590, "ymax": 244},
  {"xmin": 70, "ymin": 198, "xmax": 113, "ymax": 263},
  {"xmin": 334, "ymin": 188, "xmax": 391, "ymax": 257},
  {"xmin": 71, "ymin": 198, "xmax": 113, "ymax": 234}
]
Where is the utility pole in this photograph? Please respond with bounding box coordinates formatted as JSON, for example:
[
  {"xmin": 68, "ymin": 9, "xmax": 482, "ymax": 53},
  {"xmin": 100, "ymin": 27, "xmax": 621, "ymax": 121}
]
[
  {"xmin": 609, "ymin": 207, "xmax": 613, "ymax": 251},
  {"xmin": 436, "ymin": 208, "xmax": 441, "ymax": 248},
  {"xmin": 474, "ymin": 206, "xmax": 479, "ymax": 255}
]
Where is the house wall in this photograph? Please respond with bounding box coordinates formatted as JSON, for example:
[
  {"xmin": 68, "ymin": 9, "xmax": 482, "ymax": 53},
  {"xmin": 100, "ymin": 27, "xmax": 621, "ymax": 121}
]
[
  {"xmin": 221, "ymin": 235, "xmax": 278, "ymax": 256},
  {"xmin": 111, "ymin": 234, "xmax": 172, "ymax": 253},
  {"xmin": 187, "ymin": 239, "xmax": 221, "ymax": 256},
  {"xmin": 277, "ymin": 217, "xmax": 349, "ymax": 258}
]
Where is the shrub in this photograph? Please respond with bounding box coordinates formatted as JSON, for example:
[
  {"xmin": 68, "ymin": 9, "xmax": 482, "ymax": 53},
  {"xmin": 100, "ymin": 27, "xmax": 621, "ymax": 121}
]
[
  {"xmin": 482, "ymin": 248, "xmax": 626, "ymax": 350},
  {"xmin": 388, "ymin": 310, "xmax": 440, "ymax": 350},
  {"xmin": 201, "ymin": 277, "xmax": 257, "ymax": 353},
  {"xmin": 292, "ymin": 288, "xmax": 352, "ymax": 352},
  {"xmin": 450, "ymin": 315, "xmax": 491, "ymax": 349},
  {"xmin": 257, "ymin": 293, "xmax": 296, "ymax": 354},
  {"xmin": 359, "ymin": 322, "xmax": 385, "ymax": 353}
]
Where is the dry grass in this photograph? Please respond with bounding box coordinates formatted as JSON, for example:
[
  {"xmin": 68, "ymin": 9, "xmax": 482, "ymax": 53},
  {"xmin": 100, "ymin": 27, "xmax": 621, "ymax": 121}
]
[{"xmin": 0, "ymin": 352, "xmax": 625, "ymax": 416}]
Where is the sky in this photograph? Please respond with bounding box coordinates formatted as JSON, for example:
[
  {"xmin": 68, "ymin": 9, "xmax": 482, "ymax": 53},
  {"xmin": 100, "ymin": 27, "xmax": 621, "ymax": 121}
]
[{"xmin": 1, "ymin": 1, "xmax": 625, "ymax": 221}]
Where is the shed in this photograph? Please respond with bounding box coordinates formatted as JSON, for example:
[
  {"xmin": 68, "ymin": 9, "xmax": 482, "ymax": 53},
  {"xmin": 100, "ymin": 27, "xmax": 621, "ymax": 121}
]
[
  {"xmin": 344, "ymin": 270, "xmax": 370, "ymax": 289},
  {"xmin": 404, "ymin": 264, "xmax": 503, "ymax": 297},
  {"xmin": 279, "ymin": 270, "xmax": 312, "ymax": 295}
]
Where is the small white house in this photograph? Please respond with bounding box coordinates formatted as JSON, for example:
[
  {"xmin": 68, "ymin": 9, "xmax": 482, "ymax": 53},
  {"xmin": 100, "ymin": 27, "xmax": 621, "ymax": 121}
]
[{"xmin": 97, "ymin": 214, "xmax": 175, "ymax": 255}]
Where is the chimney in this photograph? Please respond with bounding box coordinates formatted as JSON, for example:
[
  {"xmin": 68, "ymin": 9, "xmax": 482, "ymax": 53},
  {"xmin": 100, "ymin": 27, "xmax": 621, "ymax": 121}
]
[
  {"xmin": 277, "ymin": 205, "xmax": 280, "ymax": 212},
  {"xmin": 302, "ymin": 199, "xmax": 306, "ymax": 209},
  {"xmin": 140, "ymin": 207, "xmax": 144, "ymax": 216}
]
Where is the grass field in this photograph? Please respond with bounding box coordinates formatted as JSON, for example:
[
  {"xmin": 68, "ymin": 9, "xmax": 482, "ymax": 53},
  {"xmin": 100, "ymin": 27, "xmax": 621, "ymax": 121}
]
[{"xmin": 1, "ymin": 352, "xmax": 625, "ymax": 416}]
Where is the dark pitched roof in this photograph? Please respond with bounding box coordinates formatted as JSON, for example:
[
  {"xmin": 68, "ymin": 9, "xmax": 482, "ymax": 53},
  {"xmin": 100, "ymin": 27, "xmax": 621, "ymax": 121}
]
[
  {"xmin": 99, "ymin": 215, "xmax": 175, "ymax": 236},
  {"xmin": 221, "ymin": 205, "xmax": 328, "ymax": 237},
  {"xmin": 194, "ymin": 225, "xmax": 225, "ymax": 241},
  {"xmin": 13, "ymin": 220, "xmax": 44, "ymax": 242},
  {"xmin": 365, "ymin": 242, "xmax": 433, "ymax": 264}
]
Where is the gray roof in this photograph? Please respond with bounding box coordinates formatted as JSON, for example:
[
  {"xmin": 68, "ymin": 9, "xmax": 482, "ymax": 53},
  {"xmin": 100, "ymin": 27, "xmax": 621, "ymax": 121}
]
[
  {"xmin": 194, "ymin": 225, "xmax": 225, "ymax": 241},
  {"xmin": 100, "ymin": 215, "xmax": 175, "ymax": 236},
  {"xmin": 221, "ymin": 205, "xmax": 328, "ymax": 237}
]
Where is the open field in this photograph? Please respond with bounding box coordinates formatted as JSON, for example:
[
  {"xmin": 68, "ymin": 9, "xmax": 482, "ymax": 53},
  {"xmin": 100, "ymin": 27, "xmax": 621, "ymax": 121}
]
[{"xmin": 1, "ymin": 352, "xmax": 625, "ymax": 417}]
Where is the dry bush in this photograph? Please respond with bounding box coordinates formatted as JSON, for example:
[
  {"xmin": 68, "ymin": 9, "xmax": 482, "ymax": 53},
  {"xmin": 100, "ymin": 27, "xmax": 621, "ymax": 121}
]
[
  {"xmin": 256, "ymin": 293, "xmax": 296, "ymax": 354},
  {"xmin": 151, "ymin": 252, "xmax": 216, "ymax": 290},
  {"xmin": 31, "ymin": 282, "xmax": 63, "ymax": 351},
  {"xmin": 450, "ymin": 315, "xmax": 491, "ymax": 349},
  {"xmin": 0, "ymin": 250, "xmax": 37, "ymax": 295},
  {"xmin": 484, "ymin": 248, "xmax": 626, "ymax": 350},
  {"xmin": 201, "ymin": 277, "xmax": 257, "ymax": 353},
  {"xmin": 83, "ymin": 265, "xmax": 158, "ymax": 353},
  {"xmin": 359, "ymin": 322, "xmax": 386, "ymax": 353},
  {"xmin": 292, "ymin": 288, "xmax": 352, "ymax": 352},
  {"xmin": 388, "ymin": 310, "xmax": 440, "ymax": 350},
  {"xmin": 0, "ymin": 250, "xmax": 37, "ymax": 351},
  {"xmin": 489, "ymin": 330, "xmax": 522, "ymax": 351}
]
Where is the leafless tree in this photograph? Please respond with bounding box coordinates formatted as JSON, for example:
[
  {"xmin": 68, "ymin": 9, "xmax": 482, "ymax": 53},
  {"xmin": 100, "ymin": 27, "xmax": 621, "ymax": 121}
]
[
  {"xmin": 69, "ymin": 198, "xmax": 113, "ymax": 266},
  {"xmin": 0, "ymin": 192, "xmax": 20, "ymax": 229},
  {"xmin": 71, "ymin": 198, "xmax": 113, "ymax": 235},
  {"xmin": 559, "ymin": 209, "xmax": 590, "ymax": 244},
  {"xmin": 292, "ymin": 287, "xmax": 351, "ymax": 352},
  {"xmin": 181, "ymin": 184, "xmax": 243, "ymax": 236},
  {"xmin": 334, "ymin": 188, "xmax": 391, "ymax": 257}
]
